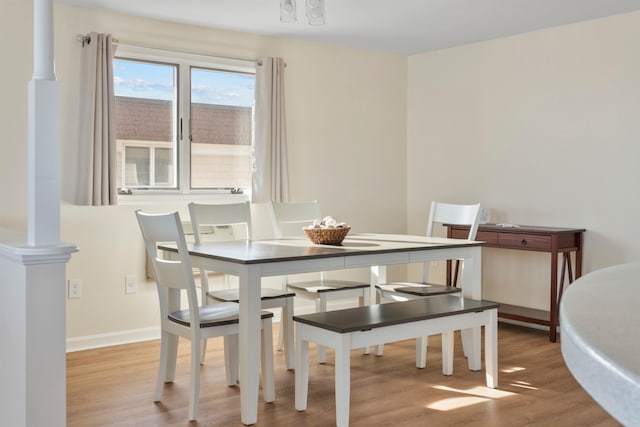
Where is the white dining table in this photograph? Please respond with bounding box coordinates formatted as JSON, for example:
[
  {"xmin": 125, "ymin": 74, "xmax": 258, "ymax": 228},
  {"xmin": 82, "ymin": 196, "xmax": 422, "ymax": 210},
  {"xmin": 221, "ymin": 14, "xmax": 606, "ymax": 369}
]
[{"xmin": 161, "ymin": 232, "xmax": 484, "ymax": 425}]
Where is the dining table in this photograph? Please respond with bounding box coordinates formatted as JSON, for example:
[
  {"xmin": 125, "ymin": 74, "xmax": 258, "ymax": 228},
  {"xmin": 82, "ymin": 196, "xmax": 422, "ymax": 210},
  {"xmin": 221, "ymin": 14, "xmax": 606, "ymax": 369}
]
[{"xmin": 160, "ymin": 232, "xmax": 484, "ymax": 425}]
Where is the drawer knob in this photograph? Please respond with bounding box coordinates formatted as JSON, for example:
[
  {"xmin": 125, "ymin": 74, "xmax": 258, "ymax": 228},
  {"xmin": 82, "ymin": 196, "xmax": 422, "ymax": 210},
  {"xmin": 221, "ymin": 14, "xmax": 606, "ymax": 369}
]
[{"xmin": 521, "ymin": 239, "xmax": 528, "ymax": 246}]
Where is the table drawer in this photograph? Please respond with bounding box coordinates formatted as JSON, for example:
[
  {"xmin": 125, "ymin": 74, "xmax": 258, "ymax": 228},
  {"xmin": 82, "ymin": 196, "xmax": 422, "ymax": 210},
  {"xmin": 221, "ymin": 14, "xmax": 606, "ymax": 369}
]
[
  {"xmin": 498, "ymin": 233, "xmax": 551, "ymax": 250},
  {"xmin": 449, "ymin": 229, "xmax": 498, "ymax": 245}
]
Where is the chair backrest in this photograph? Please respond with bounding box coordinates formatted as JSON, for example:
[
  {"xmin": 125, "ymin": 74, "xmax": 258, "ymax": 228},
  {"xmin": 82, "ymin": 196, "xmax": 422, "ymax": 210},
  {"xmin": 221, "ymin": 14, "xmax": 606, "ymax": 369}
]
[
  {"xmin": 426, "ymin": 201, "xmax": 481, "ymax": 240},
  {"xmin": 271, "ymin": 200, "xmax": 322, "ymax": 238},
  {"xmin": 188, "ymin": 202, "xmax": 253, "ymax": 243},
  {"xmin": 135, "ymin": 210, "xmax": 200, "ymax": 328}
]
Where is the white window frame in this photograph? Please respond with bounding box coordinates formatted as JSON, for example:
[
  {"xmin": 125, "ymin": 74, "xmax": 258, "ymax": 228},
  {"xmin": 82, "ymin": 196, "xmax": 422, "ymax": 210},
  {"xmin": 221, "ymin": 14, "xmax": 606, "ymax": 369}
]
[{"xmin": 114, "ymin": 45, "xmax": 256, "ymax": 205}]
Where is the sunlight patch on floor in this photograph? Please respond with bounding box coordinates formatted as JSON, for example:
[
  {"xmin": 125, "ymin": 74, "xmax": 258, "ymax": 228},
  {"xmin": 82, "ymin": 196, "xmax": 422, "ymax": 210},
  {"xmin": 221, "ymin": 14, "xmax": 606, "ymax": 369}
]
[
  {"xmin": 509, "ymin": 380, "xmax": 538, "ymax": 390},
  {"xmin": 426, "ymin": 385, "xmax": 516, "ymax": 411},
  {"xmin": 501, "ymin": 366, "xmax": 526, "ymax": 373}
]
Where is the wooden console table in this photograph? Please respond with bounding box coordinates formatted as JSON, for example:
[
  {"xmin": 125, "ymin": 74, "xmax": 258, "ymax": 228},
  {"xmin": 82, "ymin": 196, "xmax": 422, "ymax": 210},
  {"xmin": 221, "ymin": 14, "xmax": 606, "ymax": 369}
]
[{"xmin": 445, "ymin": 224, "xmax": 585, "ymax": 342}]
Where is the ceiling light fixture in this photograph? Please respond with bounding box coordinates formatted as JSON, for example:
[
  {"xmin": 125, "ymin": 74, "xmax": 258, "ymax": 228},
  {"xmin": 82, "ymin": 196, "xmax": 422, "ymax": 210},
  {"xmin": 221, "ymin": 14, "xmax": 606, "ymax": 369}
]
[
  {"xmin": 280, "ymin": 0, "xmax": 297, "ymax": 23},
  {"xmin": 280, "ymin": 0, "xmax": 325, "ymax": 25}
]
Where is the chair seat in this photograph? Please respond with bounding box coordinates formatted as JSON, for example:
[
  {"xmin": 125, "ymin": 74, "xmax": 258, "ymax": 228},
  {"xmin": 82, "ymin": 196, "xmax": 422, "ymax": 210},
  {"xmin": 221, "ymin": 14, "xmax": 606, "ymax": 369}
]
[
  {"xmin": 208, "ymin": 287, "xmax": 296, "ymax": 303},
  {"xmin": 287, "ymin": 279, "xmax": 370, "ymax": 294},
  {"xmin": 169, "ymin": 302, "xmax": 273, "ymax": 328},
  {"xmin": 377, "ymin": 282, "xmax": 461, "ymax": 297}
]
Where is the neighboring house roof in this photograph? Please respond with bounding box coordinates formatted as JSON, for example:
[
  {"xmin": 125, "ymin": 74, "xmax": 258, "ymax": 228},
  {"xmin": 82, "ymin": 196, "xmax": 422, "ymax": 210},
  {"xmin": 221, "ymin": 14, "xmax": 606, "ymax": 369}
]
[{"xmin": 115, "ymin": 96, "xmax": 252, "ymax": 145}]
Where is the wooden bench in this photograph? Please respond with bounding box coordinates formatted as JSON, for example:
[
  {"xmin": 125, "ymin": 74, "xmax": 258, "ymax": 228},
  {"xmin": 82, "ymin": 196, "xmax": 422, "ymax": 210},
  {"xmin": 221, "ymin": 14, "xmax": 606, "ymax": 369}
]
[{"xmin": 294, "ymin": 295, "xmax": 499, "ymax": 427}]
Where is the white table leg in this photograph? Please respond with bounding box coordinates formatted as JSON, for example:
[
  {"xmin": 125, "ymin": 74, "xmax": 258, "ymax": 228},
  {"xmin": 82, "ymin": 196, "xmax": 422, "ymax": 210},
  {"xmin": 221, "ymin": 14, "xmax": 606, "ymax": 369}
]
[
  {"xmin": 239, "ymin": 266, "xmax": 262, "ymax": 425},
  {"xmin": 335, "ymin": 333, "xmax": 351, "ymax": 427}
]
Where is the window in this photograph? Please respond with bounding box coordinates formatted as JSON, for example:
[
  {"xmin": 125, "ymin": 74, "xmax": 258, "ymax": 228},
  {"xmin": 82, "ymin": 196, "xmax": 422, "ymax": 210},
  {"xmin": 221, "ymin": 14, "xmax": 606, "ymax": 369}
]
[{"xmin": 113, "ymin": 46, "xmax": 255, "ymax": 196}]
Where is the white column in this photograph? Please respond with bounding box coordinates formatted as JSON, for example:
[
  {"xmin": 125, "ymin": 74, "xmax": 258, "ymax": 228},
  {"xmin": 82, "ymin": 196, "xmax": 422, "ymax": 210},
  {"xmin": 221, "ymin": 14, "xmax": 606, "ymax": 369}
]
[
  {"xmin": 28, "ymin": 0, "xmax": 60, "ymax": 246},
  {"xmin": 0, "ymin": 234, "xmax": 77, "ymax": 427},
  {"xmin": 0, "ymin": 1, "xmax": 78, "ymax": 426}
]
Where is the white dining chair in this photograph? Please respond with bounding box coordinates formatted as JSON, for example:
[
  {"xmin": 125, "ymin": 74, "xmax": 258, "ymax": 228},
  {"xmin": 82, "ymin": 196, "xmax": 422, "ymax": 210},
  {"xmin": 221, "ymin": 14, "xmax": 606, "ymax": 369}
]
[
  {"xmin": 187, "ymin": 201, "xmax": 297, "ymax": 370},
  {"xmin": 135, "ymin": 209, "xmax": 274, "ymax": 421},
  {"xmin": 271, "ymin": 200, "xmax": 371, "ymax": 363},
  {"xmin": 376, "ymin": 201, "xmax": 481, "ymax": 368}
]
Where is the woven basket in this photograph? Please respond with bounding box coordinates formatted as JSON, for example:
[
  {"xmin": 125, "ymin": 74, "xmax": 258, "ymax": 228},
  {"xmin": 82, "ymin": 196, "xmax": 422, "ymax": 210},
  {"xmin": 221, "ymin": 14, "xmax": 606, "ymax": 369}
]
[{"xmin": 304, "ymin": 226, "xmax": 351, "ymax": 245}]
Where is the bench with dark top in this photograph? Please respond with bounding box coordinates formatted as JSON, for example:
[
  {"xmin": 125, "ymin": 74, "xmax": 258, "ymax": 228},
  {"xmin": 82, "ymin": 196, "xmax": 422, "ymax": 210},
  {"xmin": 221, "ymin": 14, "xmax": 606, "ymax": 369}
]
[{"xmin": 294, "ymin": 295, "xmax": 499, "ymax": 427}]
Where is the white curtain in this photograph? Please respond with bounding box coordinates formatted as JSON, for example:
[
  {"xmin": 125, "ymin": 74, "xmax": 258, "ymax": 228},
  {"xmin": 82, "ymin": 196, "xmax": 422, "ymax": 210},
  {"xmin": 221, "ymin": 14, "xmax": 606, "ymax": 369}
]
[
  {"xmin": 252, "ymin": 57, "xmax": 290, "ymax": 203},
  {"xmin": 75, "ymin": 32, "xmax": 118, "ymax": 206}
]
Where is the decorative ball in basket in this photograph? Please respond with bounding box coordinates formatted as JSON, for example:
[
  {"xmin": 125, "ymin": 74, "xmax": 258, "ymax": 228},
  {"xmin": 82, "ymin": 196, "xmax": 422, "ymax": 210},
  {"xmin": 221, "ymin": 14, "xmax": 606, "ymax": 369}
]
[{"xmin": 304, "ymin": 216, "xmax": 350, "ymax": 245}]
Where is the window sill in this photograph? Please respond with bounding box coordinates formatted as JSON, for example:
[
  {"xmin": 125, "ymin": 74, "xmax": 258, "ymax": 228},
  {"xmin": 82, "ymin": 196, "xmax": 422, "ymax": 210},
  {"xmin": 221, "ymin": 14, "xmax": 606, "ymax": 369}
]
[{"xmin": 117, "ymin": 191, "xmax": 250, "ymax": 206}]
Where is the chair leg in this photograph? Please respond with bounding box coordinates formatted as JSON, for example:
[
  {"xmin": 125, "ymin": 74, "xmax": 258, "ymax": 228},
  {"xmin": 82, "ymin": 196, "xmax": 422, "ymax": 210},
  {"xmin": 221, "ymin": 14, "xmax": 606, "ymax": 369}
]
[
  {"xmin": 316, "ymin": 297, "xmax": 328, "ymax": 363},
  {"xmin": 261, "ymin": 319, "xmax": 275, "ymax": 402},
  {"xmin": 188, "ymin": 338, "xmax": 202, "ymax": 421},
  {"xmin": 224, "ymin": 335, "xmax": 239, "ymax": 386},
  {"xmin": 155, "ymin": 331, "xmax": 174, "ymax": 402},
  {"xmin": 277, "ymin": 281, "xmax": 288, "ymax": 352},
  {"xmin": 277, "ymin": 317, "xmax": 284, "ymax": 351},
  {"xmin": 199, "ymin": 271, "xmax": 210, "ymax": 364},
  {"xmin": 282, "ymin": 298, "xmax": 295, "ymax": 370},
  {"xmin": 360, "ymin": 290, "xmax": 370, "ymax": 355},
  {"xmin": 416, "ymin": 336, "xmax": 428, "ymax": 369},
  {"xmin": 165, "ymin": 332, "xmax": 179, "ymax": 382},
  {"xmin": 200, "ymin": 339, "xmax": 208, "ymax": 364},
  {"xmin": 374, "ymin": 290, "xmax": 384, "ymax": 356}
]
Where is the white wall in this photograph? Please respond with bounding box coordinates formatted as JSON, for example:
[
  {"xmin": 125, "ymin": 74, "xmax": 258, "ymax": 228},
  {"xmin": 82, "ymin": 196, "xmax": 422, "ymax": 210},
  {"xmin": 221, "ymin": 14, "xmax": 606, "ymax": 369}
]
[
  {"xmin": 6, "ymin": 1, "xmax": 637, "ymax": 346},
  {"xmin": 407, "ymin": 12, "xmax": 640, "ymax": 309},
  {"xmin": 0, "ymin": 0, "xmax": 31, "ymax": 228},
  {"xmin": 0, "ymin": 3, "xmax": 407, "ymax": 344}
]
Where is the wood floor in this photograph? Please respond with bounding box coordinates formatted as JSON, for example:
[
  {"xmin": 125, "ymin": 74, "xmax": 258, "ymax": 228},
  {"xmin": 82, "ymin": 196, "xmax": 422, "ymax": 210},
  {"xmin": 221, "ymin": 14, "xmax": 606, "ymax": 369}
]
[{"xmin": 67, "ymin": 322, "xmax": 619, "ymax": 426}]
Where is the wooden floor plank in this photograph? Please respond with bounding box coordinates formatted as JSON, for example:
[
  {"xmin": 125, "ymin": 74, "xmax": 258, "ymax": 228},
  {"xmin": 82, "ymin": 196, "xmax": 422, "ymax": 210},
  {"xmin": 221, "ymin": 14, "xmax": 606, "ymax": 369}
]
[{"xmin": 67, "ymin": 322, "xmax": 620, "ymax": 426}]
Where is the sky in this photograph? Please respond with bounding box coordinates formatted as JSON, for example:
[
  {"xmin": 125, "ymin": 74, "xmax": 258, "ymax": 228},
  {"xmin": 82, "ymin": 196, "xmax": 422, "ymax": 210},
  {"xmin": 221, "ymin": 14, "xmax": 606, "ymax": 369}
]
[{"xmin": 113, "ymin": 59, "xmax": 255, "ymax": 107}]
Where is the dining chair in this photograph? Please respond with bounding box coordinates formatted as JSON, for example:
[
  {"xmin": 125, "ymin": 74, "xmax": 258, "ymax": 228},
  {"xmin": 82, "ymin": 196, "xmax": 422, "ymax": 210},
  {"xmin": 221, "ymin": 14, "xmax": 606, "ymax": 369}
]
[
  {"xmin": 187, "ymin": 201, "xmax": 297, "ymax": 370},
  {"xmin": 376, "ymin": 201, "xmax": 481, "ymax": 368},
  {"xmin": 271, "ymin": 200, "xmax": 371, "ymax": 363},
  {"xmin": 135, "ymin": 209, "xmax": 275, "ymax": 421}
]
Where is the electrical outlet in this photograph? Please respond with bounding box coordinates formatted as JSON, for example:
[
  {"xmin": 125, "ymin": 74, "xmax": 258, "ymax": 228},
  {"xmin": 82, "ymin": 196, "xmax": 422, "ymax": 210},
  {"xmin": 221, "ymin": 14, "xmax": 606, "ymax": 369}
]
[
  {"xmin": 68, "ymin": 279, "xmax": 81, "ymax": 299},
  {"xmin": 125, "ymin": 274, "xmax": 137, "ymax": 294}
]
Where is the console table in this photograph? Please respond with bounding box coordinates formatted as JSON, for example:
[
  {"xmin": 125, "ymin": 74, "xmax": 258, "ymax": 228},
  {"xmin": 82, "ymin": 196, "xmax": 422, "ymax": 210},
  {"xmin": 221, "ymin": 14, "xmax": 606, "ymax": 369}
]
[{"xmin": 445, "ymin": 224, "xmax": 585, "ymax": 342}]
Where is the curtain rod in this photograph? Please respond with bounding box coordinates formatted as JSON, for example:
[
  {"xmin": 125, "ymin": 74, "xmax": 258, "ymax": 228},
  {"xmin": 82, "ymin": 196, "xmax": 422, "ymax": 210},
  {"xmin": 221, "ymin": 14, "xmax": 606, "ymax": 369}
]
[{"xmin": 75, "ymin": 33, "xmax": 263, "ymax": 66}]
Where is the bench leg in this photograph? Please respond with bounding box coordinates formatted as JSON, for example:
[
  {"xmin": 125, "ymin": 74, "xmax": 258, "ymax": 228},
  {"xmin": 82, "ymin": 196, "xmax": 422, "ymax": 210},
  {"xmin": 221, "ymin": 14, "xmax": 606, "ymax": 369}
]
[
  {"xmin": 485, "ymin": 310, "xmax": 498, "ymax": 388},
  {"xmin": 335, "ymin": 334, "xmax": 351, "ymax": 427},
  {"xmin": 295, "ymin": 323, "xmax": 309, "ymax": 411},
  {"xmin": 461, "ymin": 326, "xmax": 482, "ymax": 371},
  {"xmin": 441, "ymin": 331, "xmax": 454, "ymax": 375},
  {"xmin": 416, "ymin": 336, "xmax": 427, "ymax": 369}
]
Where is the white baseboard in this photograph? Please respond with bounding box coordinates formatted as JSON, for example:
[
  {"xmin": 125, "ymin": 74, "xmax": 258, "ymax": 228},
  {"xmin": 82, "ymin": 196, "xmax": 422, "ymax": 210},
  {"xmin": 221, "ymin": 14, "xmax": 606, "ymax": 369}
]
[
  {"xmin": 66, "ymin": 326, "xmax": 161, "ymax": 353},
  {"xmin": 66, "ymin": 300, "xmax": 359, "ymax": 353}
]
